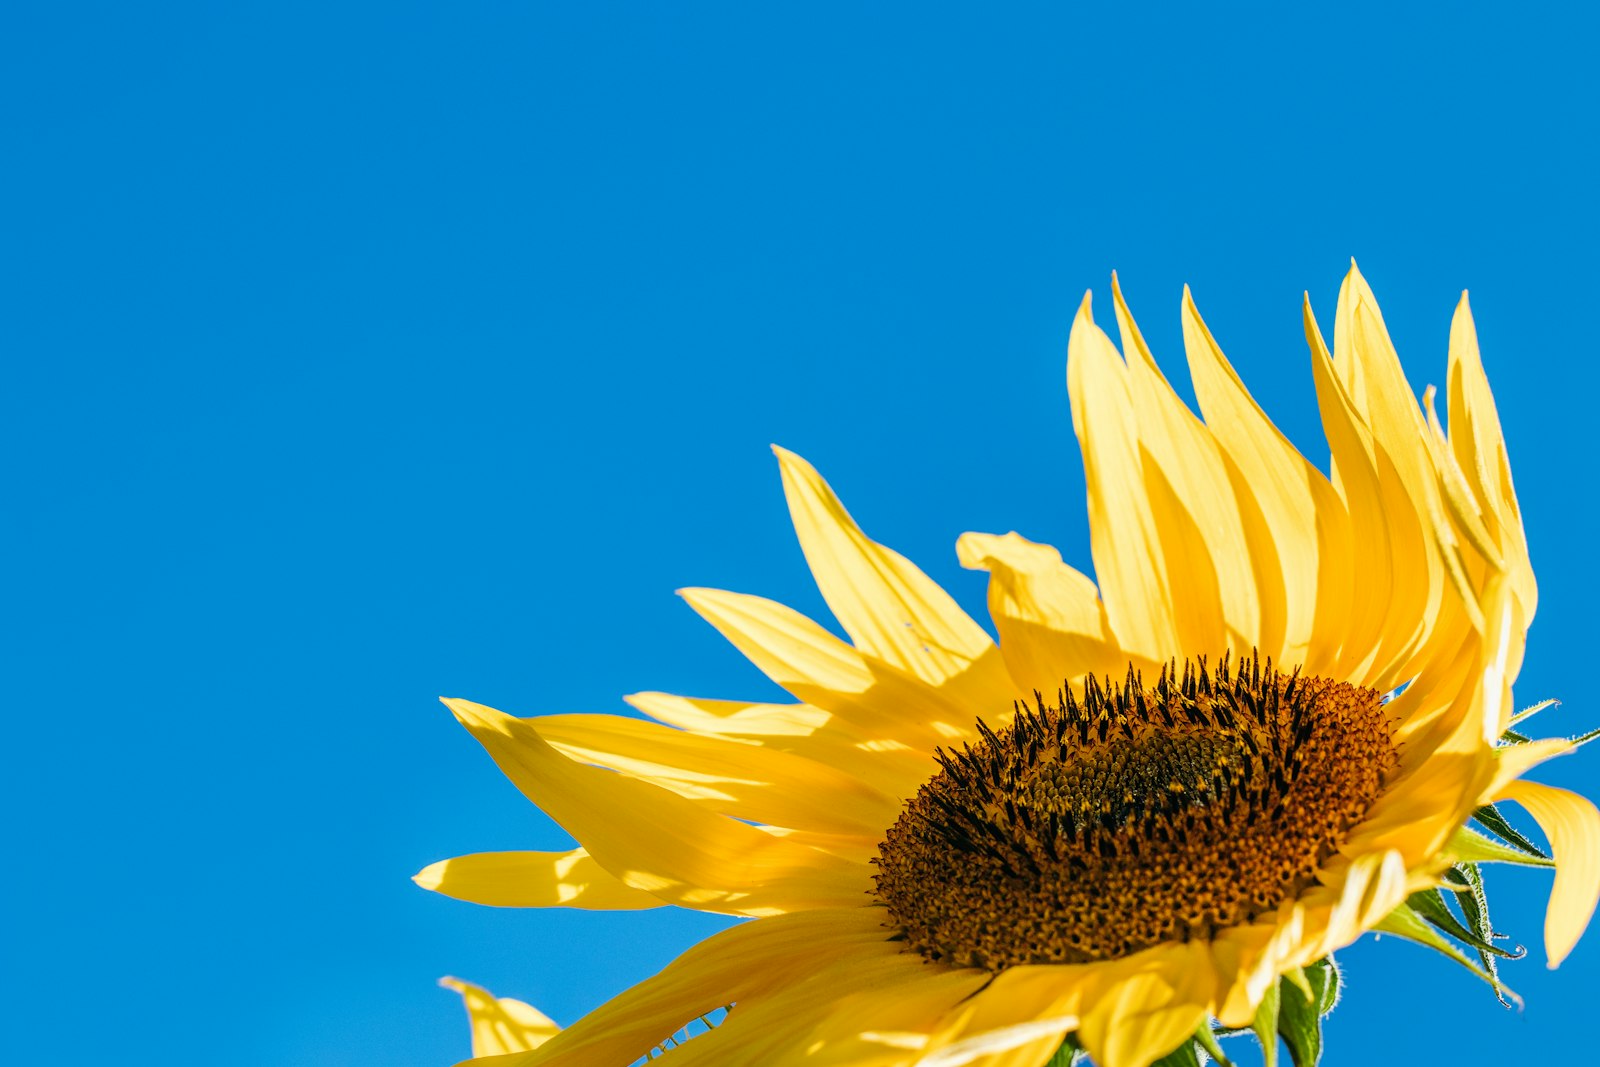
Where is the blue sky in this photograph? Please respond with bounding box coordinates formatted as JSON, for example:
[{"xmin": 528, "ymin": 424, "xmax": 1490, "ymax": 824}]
[{"xmin": 5, "ymin": 3, "xmax": 1598, "ymax": 1065}]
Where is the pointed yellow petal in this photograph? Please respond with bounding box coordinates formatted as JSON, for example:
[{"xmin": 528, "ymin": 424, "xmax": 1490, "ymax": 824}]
[
  {"xmin": 1066, "ymin": 291, "xmax": 1182, "ymax": 662},
  {"xmin": 1498, "ymin": 780, "xmax": 1600, "ymax": 966},
  {"xmin": 1073, "ymin": 941, "xmax": 1216, "ymax": 1067},
  {"xmin": 535, "ymin": 712, "xmax": 900, "ymax": 839},
  {"xmin": 1483, "ymin": 738, "xmax": 1572, "ymax": 802},
  {"xmin": 1305, "ymin": 298, "xmax": 1430, "ymax": 688},
  {"xmin": 414, "ymin": 849, "xmax": 664, "ymax": 909},
  {"xmin": 445, "ymin": 698, "xmax": 869, "ymax": 916},
  {"xmin": 919, "ymin": 964, "xmax": 1086, "ymax": 1067},
  {"xmin": 518, "ymin": 908, "xmax": 898, "ymax": 1067},
  {"xmin": 678, "ymin": 586, "xmax": 977, "ymax": 749},
  {"xmin": 955, "ymin": 530, "xmax": 1129, "ymax": 692},
  {"xmin": 1186, "ymin": 292, "xmax": 1349, "ymax": 672},
  {"xmin": 1114, "ymin": 279, "xmax": 1261, "ymax": 655},
  {"xmin": 740, "ymin": 958, "xmax": 989, "ymax": 1067},
  {"xmin": 774, "ymin": 446, "xmax": 1006, "ymax": 694},
  {"xmin": 624, "ymin": 690, "xmax": 933, "ymax": 800},
  {"xmin": 440, "ymin": 977, "xmax": 560, "ymax": 1057},
  {"xmin": 1447, "ymin": 292, "xmax": 1538, "ymax": 631}
]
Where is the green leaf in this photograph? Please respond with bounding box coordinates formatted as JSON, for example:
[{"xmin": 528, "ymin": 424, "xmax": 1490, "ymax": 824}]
[
  {"xmin": 1448, "ymin": 827, "xmax": 1554, "ymax": 868},
  {"xmin": 1445, "ymin": 863, "xmax": 1525, "ymax": 1006},
  {"xmin": 1374, "ymin": 901, "xmax": 1497, "ymax": 986},
  {"xmin": 1149, "ymin": 1039, "xmax": 1201, "ymax": 1067},
  {"xmin": 1251, "ymin": 976, "xmax": 1281, "ymax": 1067},
  {"xmin": 1472, "ymin": 803, "xmax": 1550, "ymax": 860},
  {"xmin": 1277, "ymin": 962, "xmax": 1335, "ymax": 1067},
  {"xmin": 1405, "ymin": 887, "xmax": 1521, "ymax": 959},
  {"xmin": 1507, "ymin": 698, "xmax": 1560, "ymax": 728},
  {"xmin": 1569, "ymin": 725, "xmax": 1600, "ymax": 750},
  {"xmin": 1044, "ymin": 1033, "xmax": 1082, "ymax": 1066},
  {"xmin": 1500, "ymin": 728, "xmax": 1534, "ymax": 743},
  {"xmin": 1192, "ymin": 1024, "xmax": 1232, "ymax": 1066},
  {"xmin": 1311, "ymin": 957, "xmax": 1339, "ymax": 1015}
]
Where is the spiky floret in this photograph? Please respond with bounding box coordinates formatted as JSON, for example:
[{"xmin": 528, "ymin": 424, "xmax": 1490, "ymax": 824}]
[{"xmin": 873, "ymin": 652, "xmax": 1399, "ymax": 969}]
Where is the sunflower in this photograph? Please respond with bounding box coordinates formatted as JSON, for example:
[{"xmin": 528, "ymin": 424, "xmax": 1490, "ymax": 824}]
[{"xmin": 419, "ymin": 266, "xmax": 1600, "ymax": 1067}]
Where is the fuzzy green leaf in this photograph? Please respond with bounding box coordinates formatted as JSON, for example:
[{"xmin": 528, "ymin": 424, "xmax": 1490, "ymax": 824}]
[
  {"xmin": 1277, "ymin": 961, "xmax": 1336, "ymax": 1067},
  {"xmin": 1192, "ymin": 1024, "xmax": 1232, "ymax": 1066},
  {"xmin": 1374, "ymin": 901, "xmax": 1497, "ymax": 986},
  {"xmin": 1472, "ymin": 803, "xmax": 1551, "ymax": 860},
  {"xmin": 1150, "ymin": 1040, "xmax": 1201, "ymax": 1067},
  {"xmin": 1507, "ymin": 699, "xmax": 1560, "ymax": 729},
  {"xmin": 1251, "ymin": 977, "xmax": 1281, "ymax": 1067},
  {"xmin": 1448, "ymin": 826, "xmax": 1554, "ymax": 868},
  {"xmin": 1406, "ymin": 887, "xmax": 1520, "ymax": 959}
]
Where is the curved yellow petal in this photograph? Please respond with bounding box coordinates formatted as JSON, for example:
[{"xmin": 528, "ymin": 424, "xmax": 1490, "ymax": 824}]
[
  {"xmin": 1447, "ymin": 292, "xmax": 1537, "ymax": 624},
  {"xmin": 512, "ymin": 908, "xmax": 899, "ymax": 1067},
  {"xmin": 1066, "ymin": 291, "xmax": 1183, "ymax": 663},
  {"xmin": 440, "ymin": 977, "xmax": 560, "ymax": 1057},
  {"xmin": 1184, "ymin": 288, "xmax": 1351, "ymax": 672},
  {"xmin": 625, "ymin": 690, "xmax": 934, "ymax": 800},
  {"xmin": 415, "ymin": 849, "xmax": 665, "ymax": 910},
  {"xmin": 445, "ymin": 698, "xmax": 870, "ymax": 916},
  {"xmin": 678, "ymin": 587, "xmax": 980, "ymax": 750},
  {"xmin": 686, "ymin": 956, "xmax": 989, "ymax": 1067},
  {"xmin": 1113, "ymin": 278, "xmax": 1261, "ymax": 656},
  {"xmin": 535, "ymin": 712, "xmax": 901, "ymax": 839},
  {"xmin": 774, "ymin": 446, "xmax": 1008, "ymax": 700},
  {"xmin": 1073, "ymin": 941, "xmax": 1215, "ymax": 1067},
  {"xmin": 1497, "ymin": 779, "xmax": 1600, "ymax": 966},
  {"xmin": 955, "ymin": 530, "xmax": 1128, "ymax": 692}
]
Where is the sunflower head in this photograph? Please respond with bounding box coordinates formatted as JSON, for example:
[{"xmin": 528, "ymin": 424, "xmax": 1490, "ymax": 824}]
[
  {"xmin": 422, "ymin": 265, "xmax": 1600, "ymax": 1067},
  {"xmin": 875, "ymin": 654, "xmax": 1399, "ymax": 970}
]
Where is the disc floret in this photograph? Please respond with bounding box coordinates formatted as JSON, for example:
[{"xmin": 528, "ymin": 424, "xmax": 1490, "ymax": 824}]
[{"xmin": 873, "ymin": 653, "xmax": 1398, "ymax": 969}]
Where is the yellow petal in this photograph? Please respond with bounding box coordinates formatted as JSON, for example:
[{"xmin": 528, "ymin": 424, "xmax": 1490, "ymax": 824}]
[
  {"xmin": 774, "ymin": 446, "xmax": 1007, "ymax": 697},
  {"xmin": 515, "ymin": 908, "xmax": 899, "ymax": 1067},
  {"xmin": 919, "ymin": 964, "xmax": 1086, "ymax": 1066},
  {"xmin": 717, "ymin": 956, "xmax": 989, "ymax": 1067},
  {"xmin": 955, "ymin": 530, "xmax": 1128, "ymax": 693},
  {"xmin": 625, "ymin": 690, "xmax": 933, "ymax": 800},
  {"xmin": 535, "ymin": 712, "xmax": 900, "ymax": 839},
  {"xmin": 1497, "ymin": 779, "xmax": 1600, "ymax": 966},
  {"xmin": 1447, "ymin": 293, "xmax": 1537, "ymax": 623},
  {"xmin": 1073, "ymin": 941, "xmax": 1215, "ymax": 1067},
  {"xmin": 1305, "ymin": 297, "xmax": 1428, "ymax": 688},
  {"xmin": 445, "ymin": 698, "xmax": 869, "ymax": 916},
  {"xmin": 414, "ymin": 849, "xmax": 665, "ymax": 909},
  {"xmin": 1114, "ymin": 278, "xmax": 1261, "ymax": 655},
  {"xmin": 440, "ymin": 976, "xmax": 560, "ymax": 1057},
  {"xmin": 1066, "ymin": 291, "xmax": 1182, "ymax": 662},
  {"xmin": 1184, "ymin": 290, "xmax": 1349, "ymax": 673},
  {"xmin": 678, "ymin": 586, "xmax": 978, "ymax": 750},
  {"xmin": 1482, "ymin": 738, "xmax": 1573, "ymax": 803}
]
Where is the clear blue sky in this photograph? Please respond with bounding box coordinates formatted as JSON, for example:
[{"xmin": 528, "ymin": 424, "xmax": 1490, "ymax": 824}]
[{"xmin": 5, "ymin": 3, "xmax": 1597, "ymax": 1065}]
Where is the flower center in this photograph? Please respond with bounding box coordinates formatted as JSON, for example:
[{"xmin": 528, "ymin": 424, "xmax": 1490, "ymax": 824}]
[{"xmin": 871, "ymin": 653, "xmax": 1398, "ymax": 969}]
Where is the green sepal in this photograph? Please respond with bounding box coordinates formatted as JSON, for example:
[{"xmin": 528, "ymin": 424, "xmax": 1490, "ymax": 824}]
[
  {"xmin": 1405, "ymin": 886, "xmax": 1521, "ymax": 959},
  {"xmin": 1192, "ymin": 1023, "xmax": 1232, "ymax": 1066},
  {"xmin": 1374, "ymin": 900, "xmax": 1501, "ymax": 988},
  {"xmin": 1149, "ymin": 1039, "xmax": 1201, "ymax": 1067},
  {"xmin": 1471, "ymin": 802, "xmax": 1550, "ymax": 860},
  {"xmin": 1499, "ymin": 728, "xmax": 1534, "ymax": 743},
  {"xmin": 1044, "ymin": 1032, "xmax": 1083, "ymax": 1066},
  {"xmin": 1250, "ymin": 975, "xmax": 1281, "ymax": 1067},
  {"xmin": 1568, "ymin": 725, "xmax": 1600, "ymax": 750},
  {"xmin": 1276, "ymin": 957, "xmax": 1338, "ymax": 1067},
  {"xmin": 1443, "ymin": 864, "xmax": 1524, "ymax": 1007},
  {"xmin": 1447, "ymin": 826, "xmax": 1554, "ymax": 868},
  {"xmin": 1507, "ymin": 698, "xmax": 1560, "ymax": 729}
]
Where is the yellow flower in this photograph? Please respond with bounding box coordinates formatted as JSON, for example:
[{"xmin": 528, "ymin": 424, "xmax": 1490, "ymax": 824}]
[{"xmin": 419, "ymin": 265, "xmax": 1600, "ymax": 1067}]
